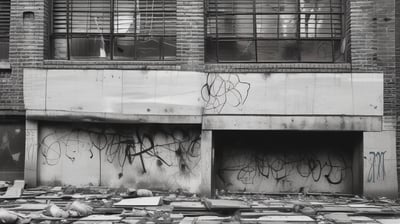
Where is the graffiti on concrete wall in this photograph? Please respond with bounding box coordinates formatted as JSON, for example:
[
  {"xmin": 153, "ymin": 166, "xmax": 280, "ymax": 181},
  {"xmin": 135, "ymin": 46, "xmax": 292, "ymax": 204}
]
[
  {"xmin": 217, "ymin": 149, "xmax": 353, "ymax": 193},
  {"xmin": 0, "ymin": 124, "xmax": 25, "ymax": 171},
  {"xmin": 201, "ymin": 73, "xmax": 250, "ymax": 113},
  {"xmin": 39, "ymin": 125, "xmax": 201, "ymax": 180},
  {"xmin": 26, "ymin": 129, "xmax": 38, "ymax": 164},
  {"xmin": 367, "ymin": 151, "xmax": 386, "ymax": 183}
]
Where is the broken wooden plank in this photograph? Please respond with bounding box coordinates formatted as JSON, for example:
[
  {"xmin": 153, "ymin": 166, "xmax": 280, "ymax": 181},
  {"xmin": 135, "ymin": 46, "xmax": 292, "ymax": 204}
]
[
  {"xmin": 258, "ymin": 215, "xmax": 315, "ymax": 223},
  {"xmin": 376, "ymin": 219, "xmax": 400, "ymax": 224},
  {"xmin": 316, "ymin": 206, "xmax": 356, "ymax": 213},
  {"xmin": 0, "ymin": 180, "xmax": 25, "ymax": 199},
  {"xmin": 113, "ymin": 196, "xmax": 162, "ymax": 207},
  {"xmin": 171, "ymin": 201, "xmax": 206, "ymax": 211},
  {"xmin": 9, "ymin": 203, "xmax": 48, "ymax": 211},
  {"xmin": 203, "ymin": 199, "xmax": 250, "ymax": 210},
  {"xmin": 78, "ymin": 215, "xmax": 122, "ymax": 221}
]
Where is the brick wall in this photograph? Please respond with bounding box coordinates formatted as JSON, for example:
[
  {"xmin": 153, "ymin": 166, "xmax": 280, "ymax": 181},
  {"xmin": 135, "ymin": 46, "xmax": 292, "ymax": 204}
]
[
  {"xmin": 1, "ymin": 0, "xmax": 48, "ymax": 112},
  {"xmin": 176, "ymin": 0, "xmax": 204, "ymax": 71},
  {"xmin": 350, "ymin": 0, "xmax": 397, "ymax": 194},
  {"xmin": 396, "ymin": 0, "xmax": 400, "ymax": 195}
]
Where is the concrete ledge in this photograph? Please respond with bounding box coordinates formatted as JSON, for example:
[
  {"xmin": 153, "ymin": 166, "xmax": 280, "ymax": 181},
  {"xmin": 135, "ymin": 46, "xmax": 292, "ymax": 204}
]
[
  {"xmin": 26, "ymin": 110, "xmax": 202, "ymax": 124},
  {"xmin": 0, "ymin": 61, "xmax": 11, "ymax": 69},
  {"xmin": 202, "ymin": 115, "xmax": 382, "ymax": 131},
  {"xmin": 42, "ymin": 60, "xmax": 180, "ymax": 70},
  {"xmin": 205, "ymin": 63, "xmax": 352, "ymax": 73}
]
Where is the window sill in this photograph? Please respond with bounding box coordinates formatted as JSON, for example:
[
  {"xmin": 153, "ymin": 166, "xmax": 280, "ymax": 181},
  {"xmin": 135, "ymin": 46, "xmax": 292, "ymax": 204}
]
[
  {"xmin": 205, "ymin": 63, "xmax": 352, "ymax": 73},
  {"xmin": 43, "ymin": 60, "xmax": 180, "ymax": 70},
  {"xmin": 0, "ymin": 61, "xmax": 11, "ymax": 69}
]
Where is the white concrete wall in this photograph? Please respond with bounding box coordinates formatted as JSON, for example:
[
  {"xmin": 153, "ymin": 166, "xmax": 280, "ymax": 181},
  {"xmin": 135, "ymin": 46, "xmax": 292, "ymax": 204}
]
[
  {"xmin": 37, "ymin": 124, "xmax": 202, "ymax": 192},
  {"xmin": 202, "ymin": 73, "xmax": 383, "ymax": 115},
  {"xmin": 24, "ymin": 69, "xmax": 383, "ymax": 117},
  {"xmin": 363, "ymin": 131, "xmax": 398, "ymax": 198}
]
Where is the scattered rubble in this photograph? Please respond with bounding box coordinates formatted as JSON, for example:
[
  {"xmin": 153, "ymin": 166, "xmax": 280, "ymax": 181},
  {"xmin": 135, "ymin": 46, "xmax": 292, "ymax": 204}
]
[{"xmin": 0, "ymin": 181, "xmax": 400, "ymax": 223}]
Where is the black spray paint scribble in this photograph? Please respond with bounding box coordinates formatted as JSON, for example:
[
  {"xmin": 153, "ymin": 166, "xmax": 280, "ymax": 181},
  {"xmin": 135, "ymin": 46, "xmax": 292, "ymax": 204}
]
[
  {"xmin": 201, "ymin": 73, "xmax": 250, "ymax": 113},
  {"xmin": 367, "ymin": 151, "xmax": 386, "ymax": 183},
  {"xmin": 218, "ymin": 152, "xmax": 351, "ymax": 186},
  {"xmin": 40, "ymin": 127, "xmax": 201, "ymax": 178}
]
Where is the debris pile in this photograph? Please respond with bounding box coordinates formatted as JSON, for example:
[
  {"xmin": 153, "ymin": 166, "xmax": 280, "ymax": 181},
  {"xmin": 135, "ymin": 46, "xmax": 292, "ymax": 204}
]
[{"xmin": 0, "ymin": 181, "xmax": 400, "ymax": 223}]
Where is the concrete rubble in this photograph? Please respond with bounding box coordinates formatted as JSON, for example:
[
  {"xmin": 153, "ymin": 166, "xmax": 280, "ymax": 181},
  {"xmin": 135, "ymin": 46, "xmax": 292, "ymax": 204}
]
[{"xmin": 0, "ymin": 181, "xmax": 400, "ymax": 223}]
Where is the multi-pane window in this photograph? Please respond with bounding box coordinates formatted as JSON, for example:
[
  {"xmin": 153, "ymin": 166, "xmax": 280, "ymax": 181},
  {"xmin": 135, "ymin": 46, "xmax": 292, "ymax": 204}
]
[
  {"xmin": 51, "ymin": 0, "xmax": 176, "ymax": 60},
  {"xmin": 206, "ymin": 0, "xmax": 346, "ymax": 62},
  {"xmin": 0, "ymin": 1, "xmax": 10, "ymax": 60}
]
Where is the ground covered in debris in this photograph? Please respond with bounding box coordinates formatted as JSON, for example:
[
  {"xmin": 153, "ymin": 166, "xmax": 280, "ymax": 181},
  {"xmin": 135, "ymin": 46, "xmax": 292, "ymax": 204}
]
[{"xmin": 1, "ymin": 183, "xmax": 400, "ymax": 224}]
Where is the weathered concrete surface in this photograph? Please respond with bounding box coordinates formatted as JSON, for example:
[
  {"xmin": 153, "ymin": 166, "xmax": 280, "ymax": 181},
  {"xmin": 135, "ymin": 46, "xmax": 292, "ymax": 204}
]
[
  {"xmin": 36, "ymin": 123, "xmax": 203, "ymax": 192},
  {"xmin": 24, "ymin": 69, "xmax": 204, "ymax": 117},
  {"xmin": 22, "ymin": 69, "xmax": 389, "ymax": 195},
  {"xmin": 214, "ymin": 132, "xmax": 360, "ymax": 194},
  {"xmin": 24, "ymin": 70, "xmax": 383, "ymax": 118},
  {"xmin": 202, "ymin": 73, "xmax": 383, "ymax": 116},
  {"xmin": 24, "ymin": 120, "xmax": 38, "ymax": 187},
  {"xmin": 203, "ymin": 115, "xmax": 382, "ymax": 131},
  {"xmin": 363, "ymin": 131, "xmax": 398, "ymax": 198}
]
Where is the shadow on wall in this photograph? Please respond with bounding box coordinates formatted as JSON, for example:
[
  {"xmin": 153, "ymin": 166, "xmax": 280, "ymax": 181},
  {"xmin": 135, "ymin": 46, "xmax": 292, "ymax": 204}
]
[{"xmin": 214, "ymin": 131, "xmax": 362, "ymax": 194}]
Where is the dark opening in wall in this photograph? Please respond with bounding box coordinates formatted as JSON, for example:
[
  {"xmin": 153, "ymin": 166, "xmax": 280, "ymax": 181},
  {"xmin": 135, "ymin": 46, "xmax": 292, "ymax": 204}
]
[
  {"xmin": 23, "ymin": 11, "xmax": 35, "ymax": 24},
  {"xmin": 0, "ymin": 119, "xmax": 25, "ymax": 181},
  {"xmin": 214, "ymin": 131, "xmax": 362, "ymax": 194}
]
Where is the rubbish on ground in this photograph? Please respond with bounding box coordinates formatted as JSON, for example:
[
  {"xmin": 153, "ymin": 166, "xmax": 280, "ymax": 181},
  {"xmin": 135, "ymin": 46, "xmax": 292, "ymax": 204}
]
[{"xmin": 0, "ymin": 185, "xmax": 398, "ymax": 223}]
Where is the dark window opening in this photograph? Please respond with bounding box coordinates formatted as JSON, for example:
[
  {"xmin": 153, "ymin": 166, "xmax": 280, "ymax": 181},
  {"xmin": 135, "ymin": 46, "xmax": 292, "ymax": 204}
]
[
  {"xmin": 0, "ymin": 120, "xmax": 25, "ymax": 181},
  {"xmin": 205, "ymin": 0, "xmax": 347, "ymax": 63},
  {"xmin": 214, "ymin": 131, "xmax": 362, "ymax": 194},
  {"xmin": 0, "ymin": 1, "xmax": 10, "ymax": 60},
  {"xmin": 51, "ymin": 0, "xmax": 176, "ymax": 61}
]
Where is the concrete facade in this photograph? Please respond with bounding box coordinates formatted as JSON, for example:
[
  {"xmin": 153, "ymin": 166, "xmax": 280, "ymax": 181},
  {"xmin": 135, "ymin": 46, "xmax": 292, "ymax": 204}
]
[{"xmin": 0, "ymin": 0, "xmax": 399, "ymax": 197}]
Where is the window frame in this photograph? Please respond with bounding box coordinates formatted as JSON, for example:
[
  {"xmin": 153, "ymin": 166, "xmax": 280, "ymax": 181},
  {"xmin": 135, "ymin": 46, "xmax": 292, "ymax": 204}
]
[
  {"xmin": 205, "ymin": 0, "xmax": 347, "ymax": 63},
  {"xmin": 0, "ymin": 0, "xmax": 10, "ymax": 61},
  {"xmin": 50, "ymin": 0, "xmax": 177, "ymax": 61}
]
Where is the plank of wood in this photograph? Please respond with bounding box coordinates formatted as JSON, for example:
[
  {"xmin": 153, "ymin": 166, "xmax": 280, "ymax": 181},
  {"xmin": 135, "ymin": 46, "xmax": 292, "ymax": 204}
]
[
  {"xmin": 204, "ymin": 199, "xmax": 250, "ymax": 210},
  {"xmin": 113, "ymin": 196, "xmax": 162, "ymax": 207},
  {"xmin": 258, "ymin": 215, "xmax": 315, "ymax": 222},
  {"xmin": 171, "ymin": 201, "xmax": 206, "ymax": 211},
  {"xmin": 376, "ymin": 219, "xmax": 400, "ymax": 224},
  {"xmin": 9, "ymin": 203, "xmax": 48, "ymax": 211},
  {"xmin": 0, "ymin": 180, "xmax": 25, "ymax": 199},
  {"xmin": 78, "ymin": 215, "xmax": 122, "ymax": 221}
]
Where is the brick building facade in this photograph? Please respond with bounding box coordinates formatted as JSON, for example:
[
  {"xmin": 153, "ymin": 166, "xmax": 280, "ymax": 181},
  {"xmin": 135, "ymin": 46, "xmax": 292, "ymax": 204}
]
[{"xmin": 0, "ymin": 0, "xmax": 399, "ymax": 197}]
